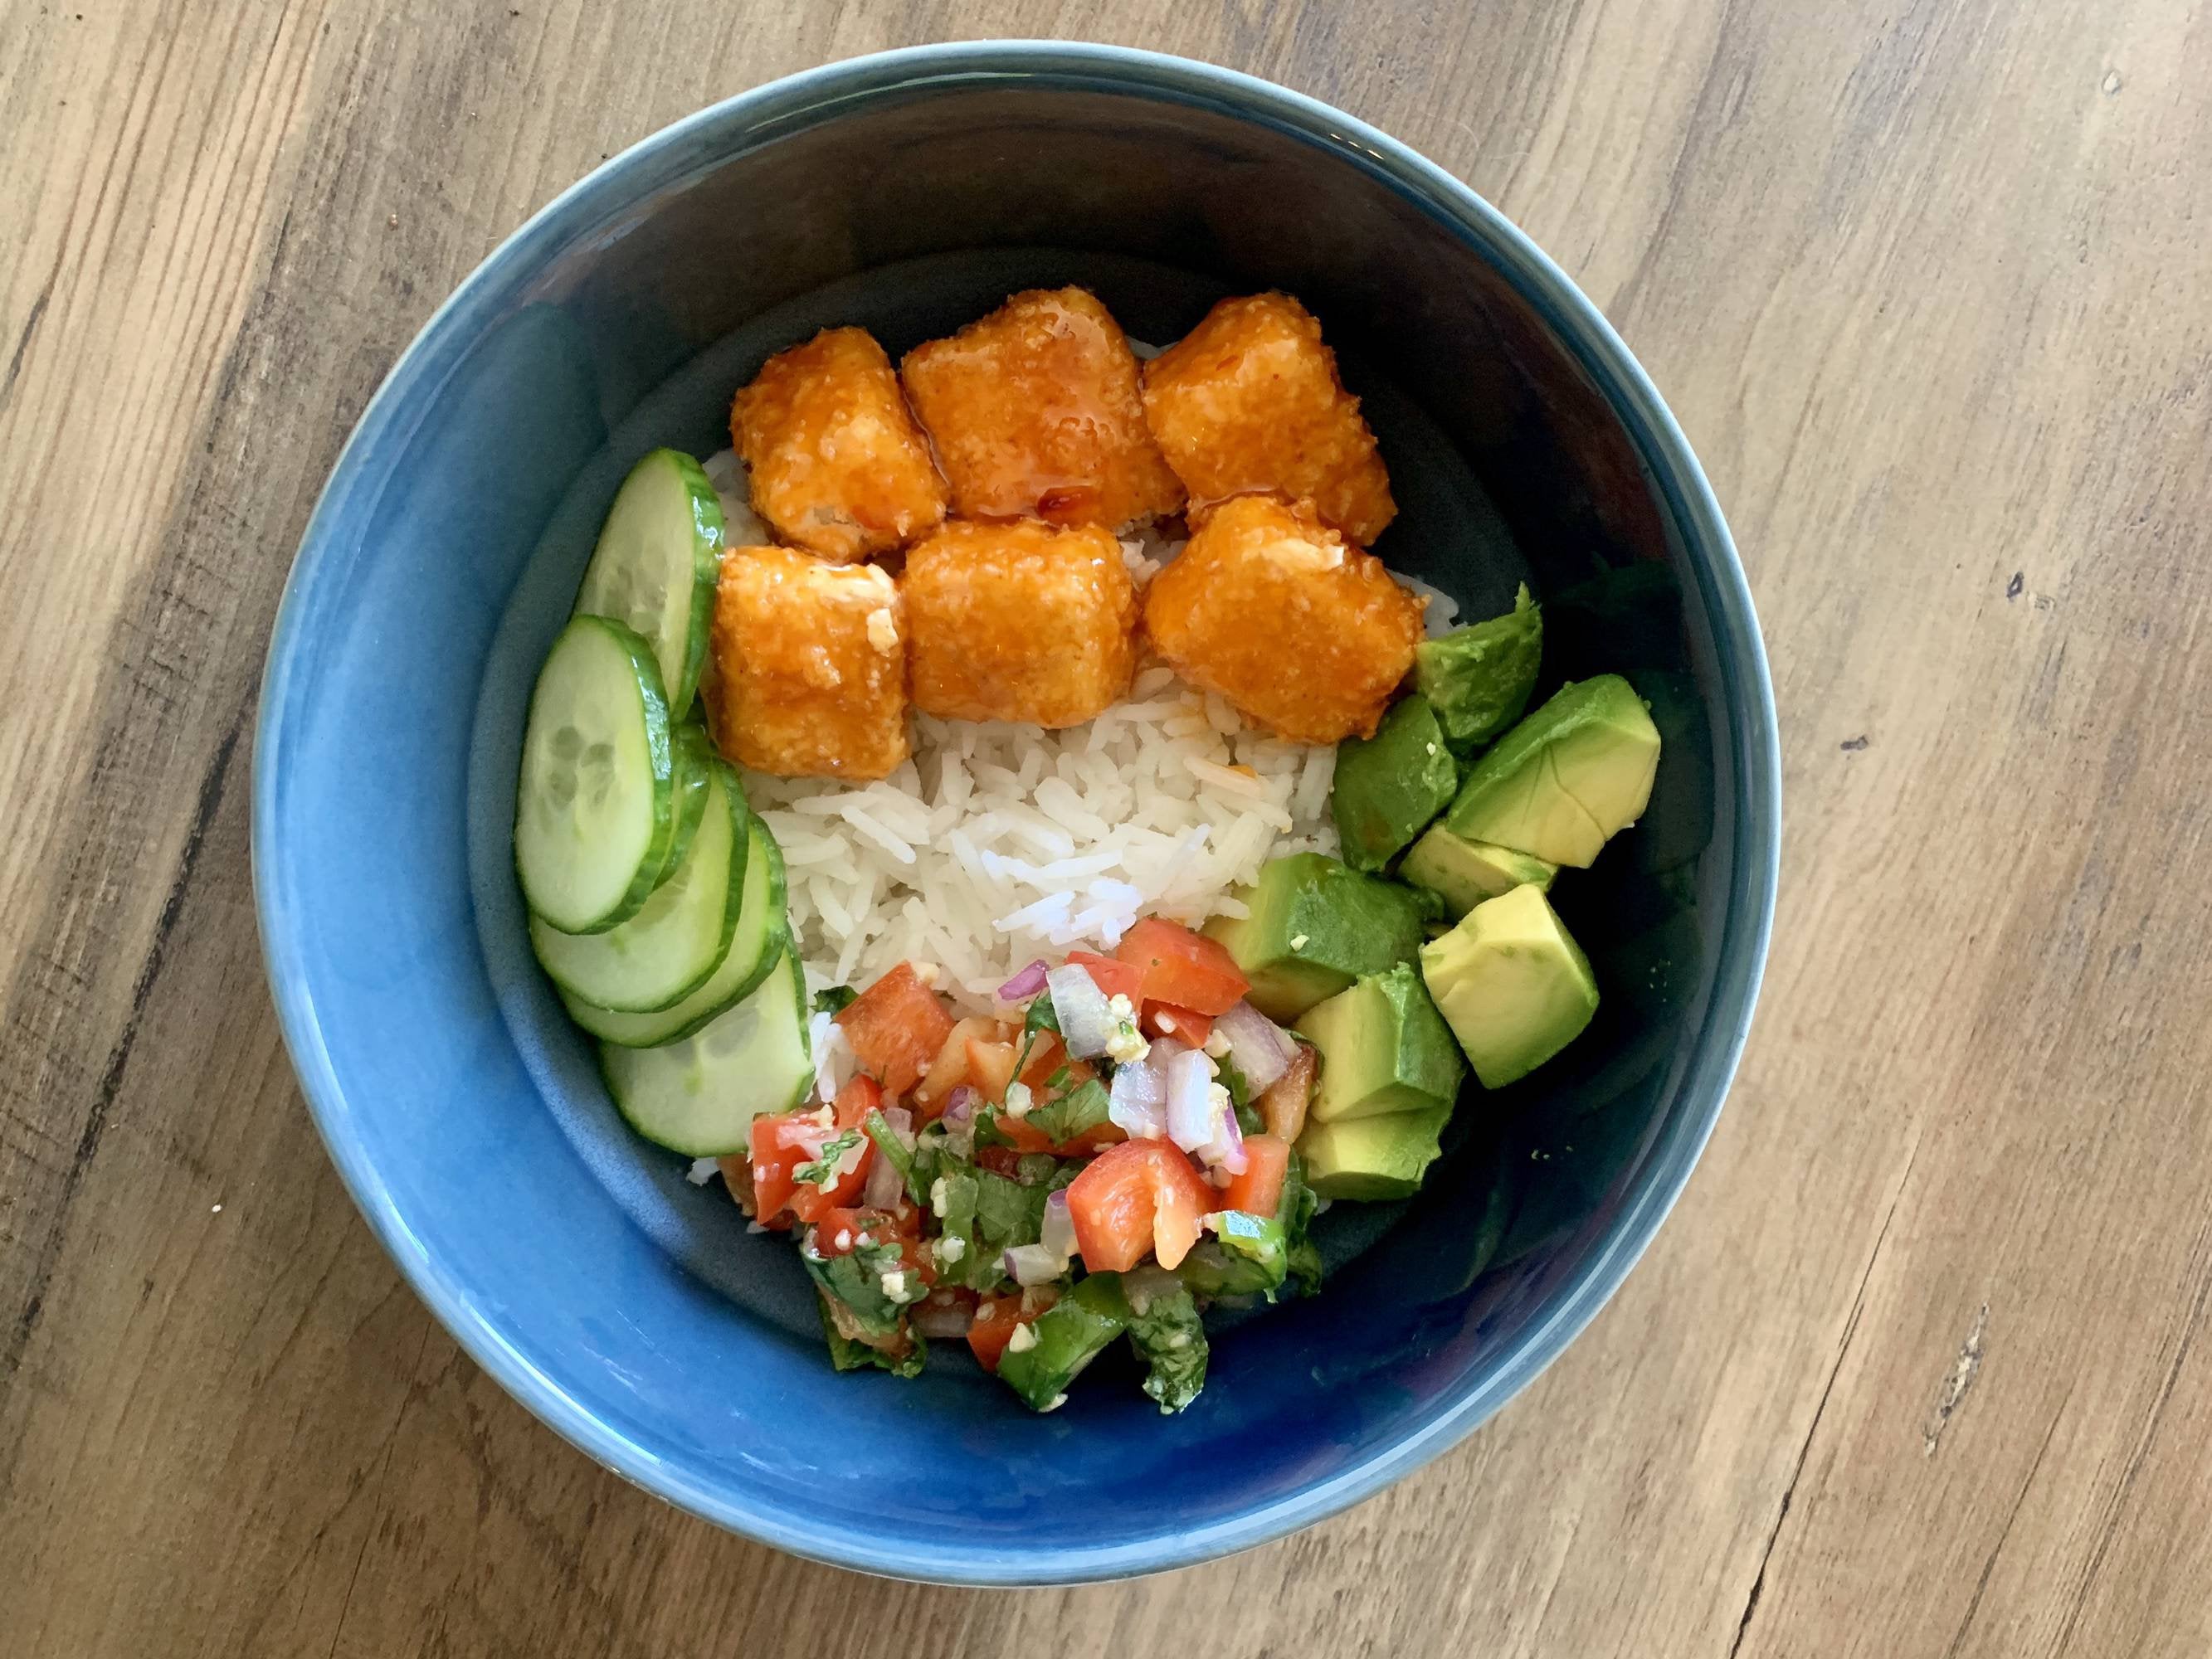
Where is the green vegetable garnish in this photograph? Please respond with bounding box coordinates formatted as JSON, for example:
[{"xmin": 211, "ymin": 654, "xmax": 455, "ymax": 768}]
[
  {"xmin": 864, "ymin": 1108, "xmax": 928, "ymax": 1206},
  {"xmin": 793, "ymin": 1129, "xmax": 862, "ymax": 1189},
  {"xmin": 813, "ymin": 985, "xmax": 860, "ymax": 1014},
  {"xmin": 1012, "ymin": 990, "xmax": 1063, "ymax": 1077},
  {"xmin": 1027, "ymin": 1077, "xmax": 1113, "ymax": 1144},
  {"xmin": 996, "ymin": 1272, "xmax": 1131, "ymax": 1411},
  {"xmin": 803, "ymin": 1234, "xmax": 916, "ymax": 1336},
  {"xmin": 1125, "ymin": 1277, "xmax": 1209, "ymax": 1413},
  {"xmin": 816, "ymin": 1295, "xmax": 925, "ymax": 1379}
]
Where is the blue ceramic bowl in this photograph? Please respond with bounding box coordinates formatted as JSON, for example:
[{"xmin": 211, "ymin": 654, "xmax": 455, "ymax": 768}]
[{"xmin": 256, "ymin": 42, "xmax": 1778, "ymax": 1584}]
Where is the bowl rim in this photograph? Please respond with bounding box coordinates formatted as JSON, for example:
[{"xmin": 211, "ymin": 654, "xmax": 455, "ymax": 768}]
[{"xmin": 254, "ymin": 38, "xmax": 1781, "ymax": 1586}]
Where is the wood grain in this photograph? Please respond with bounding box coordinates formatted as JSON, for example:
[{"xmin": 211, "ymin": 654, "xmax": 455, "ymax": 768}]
[{"xmin": 4, "ymin": 0, "xmax": 2211, "ymax": 1653}]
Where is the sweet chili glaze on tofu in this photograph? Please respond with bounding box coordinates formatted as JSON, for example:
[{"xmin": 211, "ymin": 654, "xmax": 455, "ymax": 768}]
[
  {"xmin": 1141, "ymin": 293, "xmax": 1397, "ymax": 548},
  {"xmin": 709, "ymin": 544, "xmax": 909, "ymax": 779},
  {"xmin": 1143, "ymin": 494, "xmax": 1423, "ymax": 745},
  {"xmin": 899, "ymin": 288, "xmax": 1186, "ymax": 533},
  {"xmin": 729, "ymin": 327, "xmax": 948, "ymax": 562},
  {"xmin": 900, "ymin": 519, "xmax": 1138, "ymax": 728}
]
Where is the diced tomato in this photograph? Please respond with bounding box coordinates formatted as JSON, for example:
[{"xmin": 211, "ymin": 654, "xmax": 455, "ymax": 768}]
[
  {"xmin": 912, "ymin": 1015, "xmax": 1008, "ymax": 1119},
  {"xmin": 1066, "ymin": 950, "xmax": 1147, "ymax": 1006},
  {"xmin": 967, "ymin": 1286, "xmax": 1059, "ymax": 1373},
  {"xmin": 836, "ymin": 962, "xmax": 955, "ymax": 1095},
  {"xmin": 1114, "ymin": 917, "xmax": 1249, "ymax": 1016},
  {"xmin": 1217, "ymin": 1133, "xmax": 1289, "ymax": 1216},
  {"xmin": 714, "ymin": 1153, "xmax": 758, "ymax": 1217},
  {"xmin": 1257, "ymin": 1044, "xmax": 1316, "ymax": 1141},
  {"xmin": 748, "ymin": 1078, "xmax": 879, "ymax": 1226},
  {"xmin": 1143, "ymin": 1003, "xmax": 1214, "ymax": 1048},
  {"xmin": 965, "ymin": 1036, "xmax": 1018, "ymax": 1103},
  {"xmin": 1018, "ymin": 1035, "xmax": 1089, "ymax": 1093},
  {"xmin": 1065, "ymin": 1140, "xmax": 1215, "ymax": 1272}
]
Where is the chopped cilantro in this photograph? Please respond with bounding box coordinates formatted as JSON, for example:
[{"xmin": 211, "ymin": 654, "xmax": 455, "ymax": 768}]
[
  {"xmin": 1012, "ymin": 991, "xmax": 1062, "ymax": 1077},
  {"xmin": 1125, "ymin": 1279, "xmax": 1209, "ymax": 1412},
  {"xmin": 793, "ymin": 1129, "xmax": 862, "ymax": 1188},
  {"xmin": 812, "ymin": 985, "xmax": 860, "ymax": 1014},
  {"xmin": 863, "ymin": 1108, "xmax": 928, "ymax": 1205},
  {"xmin": 1027, "ymin": 1077, "xmax": 1112, "ymax": 1144},
  {"xmin": 816, "ymin": 1293, "xmax": 925, "ymax": 1378}
]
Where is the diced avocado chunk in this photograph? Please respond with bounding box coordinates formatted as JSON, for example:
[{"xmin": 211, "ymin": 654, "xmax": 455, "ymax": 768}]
[
  {"xmin": 1294, "ymin": 961, "xmax": 1465, "ymax": 1123},
  {"xmin": 1329, "ymin": 695, "xmax": 1459, "ymax": 872},
  {"xmin": 1415, "ymin": 582, "xmax": 1543, "ymax": 751},
  {"xmin": 1206, "ymin": 853, "xmax": 1426, "ymax": 1021},
  {"xmin": 1298, "ymin": 1105, "xmax": 1451, "ymax": 1200},
  {"xmin": 1443, "ymin": 674, "xmax": 1659, "ymax": 868},
  {"xmin": 1399, "ymin": 824, "xmax": 1557, "ymax": 917},
  {"xmin": 1420, "ymin": 883, "xmax": 1598, "ymax": 1087},
  {"xmin": 995, "ymin": 1272, "xmax": 1129, "ymax": 1412}
]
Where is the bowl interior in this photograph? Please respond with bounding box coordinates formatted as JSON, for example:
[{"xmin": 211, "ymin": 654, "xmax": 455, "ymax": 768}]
[{"xmin": 258, "ymin": 51, "xmax": 1767, "ymax": 1584}]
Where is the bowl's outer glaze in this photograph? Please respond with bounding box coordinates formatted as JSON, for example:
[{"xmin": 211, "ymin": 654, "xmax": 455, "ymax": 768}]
[{"xmin": 256, "ymin": 42, "xmax": 1779, "ymax": 1584}]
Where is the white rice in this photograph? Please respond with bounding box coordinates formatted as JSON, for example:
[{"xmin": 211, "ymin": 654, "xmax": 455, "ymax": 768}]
[
  {"xmin": 748, "ymin": 667, "xmax": 1340, "ymax": 1012},
  {"xmin": 698, "ymin": 450, "xmax": 1472, "ymax": 1014}
]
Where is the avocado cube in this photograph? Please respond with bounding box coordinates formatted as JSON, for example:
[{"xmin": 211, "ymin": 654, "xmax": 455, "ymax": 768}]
[
  {"xmin": 1298, "ymin": 1104, "xmax": 1451, "ymax": 1200},
  {"xmin": 1444, "ymin": 674, "xmax": 1659, "ymax": 868},
  {"xmin": 1399, "ymin": 824, "xmax": 1558, "ymax": 917},
  {"xmin": 1420, "ymin": 883, "xmax": 1598, "ymax": 1087},
  {"xmin": 1206, "ymin": 853, "xmax": 1426, "ymax": 1021},
  {"xmin": 1414, "ymin": 582, "xmax": 1542, "ymax": 752},
  {"xmin": 1294, "ymin": 961, "xmax": 1465, "ymax": 1123},
  {"xmin": 1329, "ymin": 695, "xmax": 1460, "ymax": 872}
]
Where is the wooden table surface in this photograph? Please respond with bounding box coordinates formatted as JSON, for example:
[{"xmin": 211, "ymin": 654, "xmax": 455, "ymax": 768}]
[{"xmin": 6, "ymin": 1, "xmax": 2210, "ymax": 1653}]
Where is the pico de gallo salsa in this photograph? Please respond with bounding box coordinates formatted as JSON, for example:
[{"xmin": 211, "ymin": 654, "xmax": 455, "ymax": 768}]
[{"xmin": 719, "ymin": 916, "xmax": 1323, "ymax": 1413}]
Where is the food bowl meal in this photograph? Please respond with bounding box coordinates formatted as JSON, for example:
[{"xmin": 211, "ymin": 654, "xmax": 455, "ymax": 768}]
[{"xmin": 255, "ymin": 41, "xmax": 1779, "ymax": 1584}]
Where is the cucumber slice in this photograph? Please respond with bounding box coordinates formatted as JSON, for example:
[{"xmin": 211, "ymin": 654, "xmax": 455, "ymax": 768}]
[
  {"xmin": 601, "ymin": 950, "xmax": 815, "ymax": 1156},
  {"xmin": 564, "ymin": 812, "xmax": 791, "ymax": 1046},
  {"xmin": 514, "ymin": 615, "xmax": 675, "ymax": 933},
  {"xmin": 648, "ymin": 723, "xmax": 717, "ymax": 893},
  {"xmin": 572, "ymin": 449, "xmax": 724, "ymax": 722},
  {"xmin": 531, "ymin": 761, "xmax": 748, "ymax": 1012}
]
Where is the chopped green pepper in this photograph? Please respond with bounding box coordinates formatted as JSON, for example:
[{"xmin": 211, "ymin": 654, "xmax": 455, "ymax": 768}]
[{"xmin": 996, "ymin": 1272, "xmax": 1131, "ymax": 1411}]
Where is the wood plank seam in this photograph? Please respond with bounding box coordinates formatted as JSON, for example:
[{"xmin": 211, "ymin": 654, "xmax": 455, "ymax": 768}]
[
  {"xmin": 1729, "ymin": 1133, "xmax": 1920, "ymax": 1658},
  {"xmin": 0, "ymin": 703, "xmax": 244, "ymax": 1394}
]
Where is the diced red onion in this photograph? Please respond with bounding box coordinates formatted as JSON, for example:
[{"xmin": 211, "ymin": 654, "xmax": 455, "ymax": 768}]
[
  {"xmin": 862, "ymin": 1148, "xmax": 904, "ymax": 1209},
  {"xmin": 943, "ymin": 1086, "xmax": 977, "ymax": 1125},
  {"xmin": 1108, "ymin": 1050, "xmax": 1167, "ymax": 1140},
  {"xmin": 997, "ymin": 959, "xmax": 1050, "ymax": 1002},
  {"xmin": 1046, "ymin": 963, "xmax": 1117, "ymax": 1059},
  {"xmin": 881, "ymin": 1105, "xmax": 913, "ymax": 1136},
  {"xmin": 1215, "ymin": 1000, "xmax": 1294, "ymax": 1093},
  {"xmin": 1198, "ymin": 1092, "xmax": 1249, "ymax": 1175},
  {"xmin": 914, "ymin": 1302, "xmax": 972, "ymax": 1339},
  {"xmin": 1163, "ymin": 1047, "xmax": 1216, "ymax": 1152},
  {"xmin": 1004, "ymin": 1243, "xmax": 1064, "ymax": 1287},
  {"xmin": 1041, "ymin": 1189, "xmax": 1077, "ymax": 1259}
]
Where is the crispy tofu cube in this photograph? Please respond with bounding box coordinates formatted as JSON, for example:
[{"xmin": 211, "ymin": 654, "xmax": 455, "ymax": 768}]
[
  {"xmin": 729, "ymin": 327, "xmax": 948, "ymax": 562},
  {"xmin": 900, "ymin": 288, "xmax": 1185, "ymax": 533},
  {"xmin": 709, "ymin": 545, "xmax": 909, "ymax": 779},
  {"xmin": 1143, "ymin": 494, "xmax": 1422, "ymax": 744},
  {"xmin": 1142, "ymin": 293, "xmax": 1396, "ymax": 547},
  {"xmin": 901, "ymin": 520, "xmax": 1138, "ymax": 727}
]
